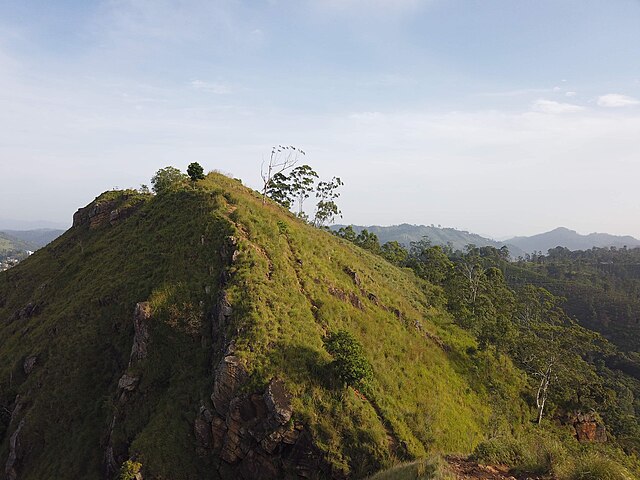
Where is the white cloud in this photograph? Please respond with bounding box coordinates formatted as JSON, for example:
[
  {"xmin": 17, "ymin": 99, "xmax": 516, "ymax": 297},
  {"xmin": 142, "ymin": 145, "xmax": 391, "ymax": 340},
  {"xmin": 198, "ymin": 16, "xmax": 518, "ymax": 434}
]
[
  {"xmin": 532, "ymin": 99, "xmax": 585, "ymax": 114},
  {"xmin": 597, "ymin": 93, "xmax": 640, "ymax": 108},
  {"xmin": 565, "ymin": 91, "xmax": 577, "ymax": 97},
  {"xmin": 190, "ymin": 80, "xmax": 232, "ymax": 95}
]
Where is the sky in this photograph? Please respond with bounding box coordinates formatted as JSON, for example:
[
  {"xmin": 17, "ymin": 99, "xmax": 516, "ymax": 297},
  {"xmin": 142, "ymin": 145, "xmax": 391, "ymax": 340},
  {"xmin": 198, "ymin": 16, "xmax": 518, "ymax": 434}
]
[{"xmin": 1, "ymin": 0, "xmax": 640, "ymax": 238}]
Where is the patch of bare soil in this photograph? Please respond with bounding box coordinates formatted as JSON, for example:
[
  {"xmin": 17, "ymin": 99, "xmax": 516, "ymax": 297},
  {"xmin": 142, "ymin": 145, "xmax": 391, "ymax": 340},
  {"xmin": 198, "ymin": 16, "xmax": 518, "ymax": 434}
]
[{"xmin": 445, "ymin": 456, "xmax": 552, "ymax": 480}]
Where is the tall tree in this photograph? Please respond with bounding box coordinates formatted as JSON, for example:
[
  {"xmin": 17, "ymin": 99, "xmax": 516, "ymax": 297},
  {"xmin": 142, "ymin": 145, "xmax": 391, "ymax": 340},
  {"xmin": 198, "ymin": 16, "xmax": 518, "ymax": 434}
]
[
  {"xmin": 261, "ymin": 145, "xmax": 304, "ymax": 204},
  {"xmin": 313, "ymin": 177, "xmax": 343, "ymax": 227},
  {"xmin": 288, "ymin": 165, "xmax": 319, "ymax": 217},
  {"xmin": 187, "ymin": 162, "xmax": 205, "ymax": 181}
]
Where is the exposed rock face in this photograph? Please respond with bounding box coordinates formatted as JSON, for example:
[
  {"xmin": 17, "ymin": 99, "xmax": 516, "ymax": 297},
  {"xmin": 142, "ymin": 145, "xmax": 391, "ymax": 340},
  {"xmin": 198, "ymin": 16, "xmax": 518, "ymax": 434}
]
[
  {"xmin": 117, "ymin": 373, "xmax": 139, "ymax": 392},
  {"xmin": 202, "ymin": 370, "xmax": 335, "ymax": 479},
  {"xmin": 5, "ymin": 418, "xmax": 25, "ymax": 480},
  {"xmin": 23, "ymin": 356, "xmax": 37, "ymax": 375},
  {"xmin": 211, "ymin": 350, "xmax": 249, "ymax": 417},
  {"xmin": 104, "ymin": 302, "xmax": 152, "ymax": 478},
  {"xmin": 129, "ymin": 302, "xmax": 151, "ymax": 366},
  {"xmin": 569, "ymin": 412, "xmax": 607, "ymax": 443},
  {"xmin": 73, "ymin": 195, "xmax": 144, "ymax": 229}
]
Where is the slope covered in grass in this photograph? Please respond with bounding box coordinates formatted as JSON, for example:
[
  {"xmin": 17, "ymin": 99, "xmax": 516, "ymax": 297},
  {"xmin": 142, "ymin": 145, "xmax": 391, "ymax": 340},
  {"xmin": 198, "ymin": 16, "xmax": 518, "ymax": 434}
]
[{"xmin": 0, "ymin": 173, "xmax": 526, "ymax": 479}]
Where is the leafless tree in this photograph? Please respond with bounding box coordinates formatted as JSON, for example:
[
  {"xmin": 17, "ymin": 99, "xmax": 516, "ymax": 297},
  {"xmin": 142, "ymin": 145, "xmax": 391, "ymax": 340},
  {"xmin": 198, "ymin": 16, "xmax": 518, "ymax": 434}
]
[
  {"xmin": 261, "ymin": 145, "xmax": 305, "ymax": 204},
  {"xmin": 533, "ymin": 355, "xmax": 556, "ymax": 424}
]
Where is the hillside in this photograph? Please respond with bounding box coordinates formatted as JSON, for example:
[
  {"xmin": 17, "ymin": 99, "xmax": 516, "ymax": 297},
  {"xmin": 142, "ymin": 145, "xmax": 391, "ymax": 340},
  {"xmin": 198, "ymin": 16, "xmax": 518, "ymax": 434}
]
[
  {"xmin": 0, "ymin": 174, "xmax": 530, "ymax": 480},
  {"xmin": 0, "ymin": 233, "xmax": 32, "ymax": 254},
  {"xmin": 331, "ymin": 224, "xmax": 525, "ymax": 258},
  {"xmin": 506, "ymin": 227, "xmax": 640, "ymax": 255},
  {"xmin": 0, "ymin": 229, "xmax": 64, "ymax": 250}
]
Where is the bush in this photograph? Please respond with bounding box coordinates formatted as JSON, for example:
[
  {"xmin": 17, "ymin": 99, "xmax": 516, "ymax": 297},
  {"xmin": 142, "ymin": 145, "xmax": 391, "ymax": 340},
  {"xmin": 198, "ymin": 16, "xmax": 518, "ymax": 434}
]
[
  {"xmin": 119, "ymin": 460, "xmax": 142, "ymax": 480},
  {"xmin": 556, "ymin": 453, "xmax": 635, "ymax": 480},
  {"xmin": 324, "ymin": 330, "xmax": 373, "ymax": 391},
  {"xmin": 151, "ymin": 166, "xmax": 188, "ymax": 194},
  {"xmin": 472, "ymin": 437, "xmax": 526, "ymax": 466}
]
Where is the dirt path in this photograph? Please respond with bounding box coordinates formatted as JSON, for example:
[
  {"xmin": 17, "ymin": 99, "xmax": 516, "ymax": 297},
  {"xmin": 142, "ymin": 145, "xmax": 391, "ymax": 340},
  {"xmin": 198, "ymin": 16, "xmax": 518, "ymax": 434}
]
[{"xmin": 445, "ymin": 456, "xmax": 551, "ymax": 480}]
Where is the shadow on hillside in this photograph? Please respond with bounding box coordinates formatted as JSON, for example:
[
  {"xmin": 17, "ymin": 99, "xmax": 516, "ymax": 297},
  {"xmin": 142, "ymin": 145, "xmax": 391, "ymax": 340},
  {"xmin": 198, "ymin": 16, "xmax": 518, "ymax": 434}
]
[{"xmin": 267, "ymin": 343, "xmax": 335, "ymax": 389}]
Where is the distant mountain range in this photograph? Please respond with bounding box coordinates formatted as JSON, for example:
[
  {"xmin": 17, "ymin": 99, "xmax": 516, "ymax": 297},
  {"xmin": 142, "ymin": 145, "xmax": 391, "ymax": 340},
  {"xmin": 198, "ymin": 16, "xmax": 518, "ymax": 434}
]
[
  {"xmin": 333, "ymin": 224, "xmax": 640, "ymax": 257},
  {"xmin": 506, "ymin": 227, "xmax": 640, "ymax": 254},
  {"xmin": 0, "ymin": 228, "xmax": 65, "ymax": 253}
]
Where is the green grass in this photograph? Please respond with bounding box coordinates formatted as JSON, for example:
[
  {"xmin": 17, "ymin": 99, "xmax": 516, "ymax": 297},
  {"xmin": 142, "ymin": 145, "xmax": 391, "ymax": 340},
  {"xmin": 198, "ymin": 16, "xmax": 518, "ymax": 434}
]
[
  {"xmin": 472, "ymin": 427, "xmax": 640, "ymax": 479},
  {"xmin": 366, "ymin": 456, "xmax": 454, "ymax": 480},
  {"xmin": 0, "ymin": 172, "xmax": 582, "ymax": 479}
]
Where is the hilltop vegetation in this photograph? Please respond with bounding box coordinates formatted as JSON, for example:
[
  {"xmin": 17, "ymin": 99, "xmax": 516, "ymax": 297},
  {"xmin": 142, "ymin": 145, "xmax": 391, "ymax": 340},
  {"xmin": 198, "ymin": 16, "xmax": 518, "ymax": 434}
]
[{"xmin": 0, "ymin": 170, "xmax": 638, "ymax": 479}]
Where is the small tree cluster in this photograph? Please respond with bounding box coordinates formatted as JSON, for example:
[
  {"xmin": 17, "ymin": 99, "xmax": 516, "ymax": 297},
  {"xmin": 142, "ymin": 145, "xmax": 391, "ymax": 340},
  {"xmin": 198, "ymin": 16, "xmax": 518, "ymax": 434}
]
[
  {"xmin": 150, "ymin": 162, "xmax": 205, "ymax": 194},
  {"xmin": 150, "ymin": 166, "xmax": 189, "ymax": 194},
  {"xmin": 323, "ymin": 330, "xmax": 373, "ymax": 391},
  {"xmin": 265, "ymin": 160, "xmax": 343, "ymax": 226}
]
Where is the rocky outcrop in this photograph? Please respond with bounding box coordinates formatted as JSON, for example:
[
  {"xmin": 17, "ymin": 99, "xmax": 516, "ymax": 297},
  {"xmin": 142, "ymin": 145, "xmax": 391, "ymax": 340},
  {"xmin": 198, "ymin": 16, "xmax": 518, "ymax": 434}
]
[
  {"xmin": 211, "ymin": 348, "xmax": 248, "ymax": 416},
  {"xmin": 103, "ymin": 302, "xmax": 152, "ymax": 478},
  {"xmin": 23, "ymin": 356, "xmax": 37, "ymax": 375},
  {"xmin": 5, "ymin": 418, "xmax": 25, "ymax": 480},
  {"xmin": 73, "ymin": 194, "xmax": 144, "ymax": 229},
  {"xmin": 569, "ymin": 412, "xmax": 607, "ymax": 443},
  {"xmin": 129, "ymin": 302, "xmax": 151, "ymax": 366},
  {"xmin": 199, "ymin": 365, "xmax": 336, "ymax": 480}
]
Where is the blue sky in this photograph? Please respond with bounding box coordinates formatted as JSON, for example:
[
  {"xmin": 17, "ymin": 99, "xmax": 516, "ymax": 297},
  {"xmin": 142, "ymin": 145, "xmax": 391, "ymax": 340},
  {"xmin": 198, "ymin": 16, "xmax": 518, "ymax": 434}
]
[{"xmin": 1, "ymin": 0, "xmax": 640, "ymax": 237}]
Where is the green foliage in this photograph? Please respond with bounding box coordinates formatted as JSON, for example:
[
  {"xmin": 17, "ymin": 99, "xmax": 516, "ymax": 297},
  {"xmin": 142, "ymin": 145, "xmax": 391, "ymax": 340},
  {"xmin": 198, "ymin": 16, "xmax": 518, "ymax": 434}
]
[
  {"xmin": 367, "ymin": 456, "xmax": 454, "ymax": 480},
  {"xmin": 473, "ymin": 429, "xmax": 638, "ymax": 479},
  {"xmin": 186, "ymin": 162, "xmax": 205, "ymax": 181},
  {"xmin": 150, "ymin": 166, "xmax": 188, "ymax": 194},
  {"xmin": 324, "ymin": 330, "xmax": 374, "ymax": 391},
  {"xmin": 313, "ymin": 176, "xmax": 343, "ymax": 227},
  {"xmin": 119, "ymin": 460, "xmax": 142, "ymax": 480}
]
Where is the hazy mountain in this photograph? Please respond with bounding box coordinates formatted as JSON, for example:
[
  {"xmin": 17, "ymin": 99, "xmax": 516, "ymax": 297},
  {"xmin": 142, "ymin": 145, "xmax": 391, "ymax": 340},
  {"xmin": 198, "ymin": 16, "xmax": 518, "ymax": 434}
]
[
  {"xmin": 0, "ymin": 232, "xmax": 32, "ymax": 253},
  {"xmin": 506, "ymin": 227, "xmax": 640, "ymax": 254},
  {"xmin": 332, "ymin": 223, "xmax": 527, "ymax": 258},
  {"xmin": 0, "ymin": 228, "xmax": 64, "ymax": 250}
]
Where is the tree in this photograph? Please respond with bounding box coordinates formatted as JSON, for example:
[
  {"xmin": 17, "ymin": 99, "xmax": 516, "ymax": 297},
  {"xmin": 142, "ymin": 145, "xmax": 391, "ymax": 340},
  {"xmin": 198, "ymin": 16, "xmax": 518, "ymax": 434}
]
[
  {"xmin": 266, "ymin": 172, "xmax": 293, "ymax": 209},
  {"xmin": 151, "ymin": 166, "xmax": 188, "ymax": 194},
  {"xmin": 187, "ymin": 162, "xmax": 205, "ymax": 181},
  {"xmin": 261, "ymin": 145, "xmax": 304, "ymax": 204},
  {"xmin": 407, "ymin": 237, "xmax": 453, "ymax": 284},
  {"xmin": 324, "ymin": 330, "xmax": 373, "ymax": 390},
  {"xmin": 313, "ymin": 177, "xmax": 343, "ymax": 227},
  {"xmin": 381, "ymin": 241, "xmax": 409, "ymax": 266},
  {"xmin": 288, "ymin": 165, "xmax": 319, "ymax": 217}
]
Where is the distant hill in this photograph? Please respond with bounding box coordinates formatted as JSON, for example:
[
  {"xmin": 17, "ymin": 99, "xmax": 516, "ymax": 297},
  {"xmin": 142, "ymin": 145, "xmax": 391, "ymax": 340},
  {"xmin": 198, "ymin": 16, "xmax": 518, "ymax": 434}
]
[
  {"xmin": 0, "ymin": 232, "xmax": 32, "ymax": 254},
  {"xmin": 506, "ymin": 227, "xmax": 640, "ymax": 254},
  {"xmin": 332, "ymin": 224, "xmax": 526, "ymax": 258},
  {"xmin": 0, "ymin": 228, "xmax": 64, "ymax": 250}
]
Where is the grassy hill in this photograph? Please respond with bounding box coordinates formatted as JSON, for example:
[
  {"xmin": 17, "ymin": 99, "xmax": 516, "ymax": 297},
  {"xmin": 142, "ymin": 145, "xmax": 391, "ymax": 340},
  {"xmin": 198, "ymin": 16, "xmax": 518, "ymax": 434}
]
[
  {"xmin": 0, "ymin": 174, "xmax": 533, "ymax": 480},
  {"xmin": 4, "ymin": 173, "xmax": 640, "ymax": 479}
]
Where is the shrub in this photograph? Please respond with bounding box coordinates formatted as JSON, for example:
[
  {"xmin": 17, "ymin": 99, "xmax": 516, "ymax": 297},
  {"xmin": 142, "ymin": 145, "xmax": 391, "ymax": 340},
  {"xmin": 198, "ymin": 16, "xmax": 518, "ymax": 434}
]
[
  {"xmin": 555, "ymin": 452, "xmax": 635, "ymax": 480},
  {"xmin": 119, "ymin": 460, "xmax": 142, "ymax": 480},
  {"xmin": 324, "ymin": 330, "xmax": 373, "ymax": 391},
  {"xmin": 472, "ymin": 436, "xmax": 526, "ymax": 466}
]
